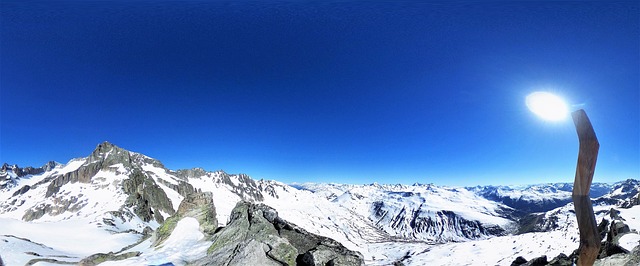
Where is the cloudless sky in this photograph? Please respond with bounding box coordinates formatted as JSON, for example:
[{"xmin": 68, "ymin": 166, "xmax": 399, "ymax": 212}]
[{"xmin": 1, "ymin": 1, "xmax": 638, "ymax": 186}]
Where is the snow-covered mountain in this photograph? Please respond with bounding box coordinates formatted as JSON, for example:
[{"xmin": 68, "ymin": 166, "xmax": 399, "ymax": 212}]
[
  {"xmin": 1, "ymin": 141, "xmax": 638, "ymax": 265},
  {"xmin": 293, "ymin": 182, "xmax": 516, "ymax": 243},
  {"xmin": 467, "ymin": 182, "xmax": 611, "ymax": 213}
]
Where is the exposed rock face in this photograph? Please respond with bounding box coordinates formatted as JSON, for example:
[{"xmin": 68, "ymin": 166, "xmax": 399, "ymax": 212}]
[
  {"xmin": 194, "ymin": 201, "xmax": 364, "ymax": 266},
  {"xmin": 18, "ymin": 142, "xmax": 177, "ymax": 223},
  {"xmin": 122, "ymin": 170, "xmax": 175, "ymax": 223},
  {"xmin": 154, "ymin": 191, "xmax": 218, "ymax": 246},
  {"xmin": 22, "ymin": 194, "xmax": 87, "ymax": 221},
  {"xmin": 517, "ymin": 213, "xmax": 559, "ymax": 234},
  {"xmin": 156, "ymin": 178, "xmax": 195, "ymax": 197},
  {"xmin": 45, "ymin": 142, "xmax": 131, "ymax": 197}
]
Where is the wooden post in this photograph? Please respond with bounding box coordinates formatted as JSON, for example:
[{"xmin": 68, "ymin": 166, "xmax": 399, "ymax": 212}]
[{"xmin": 571, "ymin": 109, "xmax": 600, "ymax": 266}]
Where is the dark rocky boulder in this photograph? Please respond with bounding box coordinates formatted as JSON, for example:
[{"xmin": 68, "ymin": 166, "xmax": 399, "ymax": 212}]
[
  {"xmin": 523, "ymin": 255, "xmax": 548, "ymax": 266},
  {"xmin": 595, "ymin": 245, "xmax": 640, "ymax": 265},
  {"xmin": 597, "ymin": 218, "xmax": 609, "ymax": 241},
  {"xmin": 599, "ymin": 242, "xmax": 629, "ymax": 258},
  {"xmin": 512, "ymin": 254, "xmax": 575, "ymax": 266},
  {"xmin": 547, "ymin": 253, "xmax": 572, "ymax": 266},
  {"xmin": 511, "ymin": 256, "xmax": 528, "ymax": 265},
  {"xmin": 194, "ymin": 201, "xmax": 364, "ymax": 266}
]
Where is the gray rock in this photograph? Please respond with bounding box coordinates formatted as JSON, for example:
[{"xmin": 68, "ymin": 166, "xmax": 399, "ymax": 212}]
[
  {"xmin": 599, "ymin": 242, "xmax": 628, "ymax": 259},
  {"xmin": 595, "ymin": 245, "xmax": 640, "ymax": 266},
  {"xmin": 45, "ymin": 142, "xmax": 131, "ymax": 197},
  {"xmin": 153, "ymin": 191, "xmax": 218, "ymax": 246},
  {"xmin": 122, "ymin": 170, "xmax": 175, "ymax": 223},
  {"xmin": 523, "ymin": 255, "xmax": 547, "ymax": 266},
  {"xmin": 194, "ymin": 201, "xmax": 364, "ymax": 266},
  {"xmin": 77, "ymin": 251, "xmax": 140, "ymax": 266},
  {"xmin": 156, "ymin": 178, "xmax": 195, "ymax": 197},
  {"xmin": 548, "ymin": 253, "xmax": 572, "ymax": 266}
]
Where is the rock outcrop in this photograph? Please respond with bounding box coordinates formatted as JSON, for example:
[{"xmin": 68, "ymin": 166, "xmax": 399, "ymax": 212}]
[
  {"xmin": 194, "ymin": 201, "xmax": 364, "ymax": 266},
  {"xmin": 78, "ymin": 252, "xmax": 141, "ymax": 266},
  {"xmin": 154, "ymin": 191, "xmax": 218, "ymax": 246},
  {"xmin": 122, "ymin": 169, "xmax": 175, "ymax": 223},
  {"xmin": 595, "ymin": 246, "xmax": 640, "ymax": 266}
]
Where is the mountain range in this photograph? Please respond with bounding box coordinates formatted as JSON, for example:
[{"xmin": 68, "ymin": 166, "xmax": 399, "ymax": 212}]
[{"xmin": 1, "ymin": 142, "xmax": 639, "ymax": 265}]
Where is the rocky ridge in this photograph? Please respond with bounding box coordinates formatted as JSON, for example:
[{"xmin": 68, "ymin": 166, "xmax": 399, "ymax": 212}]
[{"xmin": 194, "ymin": 201, "xmax": 364, "ymax": 266}]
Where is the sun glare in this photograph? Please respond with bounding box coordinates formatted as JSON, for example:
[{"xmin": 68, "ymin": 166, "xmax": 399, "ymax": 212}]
[{"xmin": 526, "ymin": 92, "xmax": 569, "ymax": 121}]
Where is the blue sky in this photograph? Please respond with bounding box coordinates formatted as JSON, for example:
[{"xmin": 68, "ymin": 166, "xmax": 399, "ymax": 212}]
[{"xmin": 1, "ymin": 1, "xmax": 638, "ymax": 186}]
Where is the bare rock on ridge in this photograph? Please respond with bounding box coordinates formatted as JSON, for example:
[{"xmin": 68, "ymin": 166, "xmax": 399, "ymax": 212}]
[
  {"xmin": 194, "ymin": 201, "xmax": 364, "ymax": 266},
  {"xmin": 153, "ymin": 191, "xmax": 218, "ymax": 247}
]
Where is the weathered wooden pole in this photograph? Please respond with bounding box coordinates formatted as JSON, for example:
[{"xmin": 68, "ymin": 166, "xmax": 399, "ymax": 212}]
[{"xmin": 571, "ymin": 109, "xmax": 600, "ymax": 266}]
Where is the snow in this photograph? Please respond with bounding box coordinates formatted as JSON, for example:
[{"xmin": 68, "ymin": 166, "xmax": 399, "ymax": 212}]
[
  {"xmin": 295, "ymin": 182, "xmax": 514, "ymax": 242},
  {"xmin": 156, "ymin": 181, "xmax": 183, "ymax": 212},
  {"xmin": 0, "ymin": 234, "xmax": 77, "ymax": 266},
  {"xmin": 0, "ymin": 217, "xmax": 140, "ymax": 257},
  {"xmin": 618, "ymin": 205, "xmax": 640, "ymax": 231},
  {"xmin": 401, "ymin": 230, "xmax": 578, "ymax": 266},
  {"xmin": 142, "ymin": 164, "xmax": 178, "ymax": 185},
  {"xmin": 56, "ymin": 158, "xmax": 86, "ymax": 175},
  {"xmin": 619, "ymin": 233, "xmax": 640, "ymax": 251},
  {"xmin": 101, "ymin": 217, "xmax": 212, "ymax": 266}
]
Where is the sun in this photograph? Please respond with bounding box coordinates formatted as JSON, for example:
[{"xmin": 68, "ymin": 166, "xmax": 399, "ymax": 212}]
[{"xmin": 526, "ymin": 92, "xmax": 569, "ymax": 121}]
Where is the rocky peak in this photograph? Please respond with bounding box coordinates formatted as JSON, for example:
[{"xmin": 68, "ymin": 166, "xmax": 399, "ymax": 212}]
[
  {"xmin": 88, "ymin": 141, "xmax": 132, "ymax": 168},
  {"xmin": 42, "ymin": 161, "xmax": 59, "ymax": 172}
]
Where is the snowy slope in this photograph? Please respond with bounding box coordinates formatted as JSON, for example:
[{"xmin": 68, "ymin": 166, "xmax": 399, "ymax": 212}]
[{"xmin": 295, "ymin": 182, "xmax": 516, "ymax": 242}]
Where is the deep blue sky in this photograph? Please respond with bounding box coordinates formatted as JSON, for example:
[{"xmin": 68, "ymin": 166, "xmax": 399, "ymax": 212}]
[{"xmin": 1, "ymin": 1, "xmax": 638, "ymax": 186}]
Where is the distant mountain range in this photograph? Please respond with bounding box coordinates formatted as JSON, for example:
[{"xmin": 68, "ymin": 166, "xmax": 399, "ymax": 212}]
[{"xmin": 1, "ymin": 142, "xmax": 639, "ymax": 265}]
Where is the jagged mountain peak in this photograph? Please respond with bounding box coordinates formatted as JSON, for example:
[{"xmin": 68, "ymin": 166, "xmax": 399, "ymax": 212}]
[
  {"xmin": 88, "ymin": 141, "xmax": 132, "ymax": 166},
  {"xmin": 85, "ymin": 141, "xmax": 166, "ymax": 171}
]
